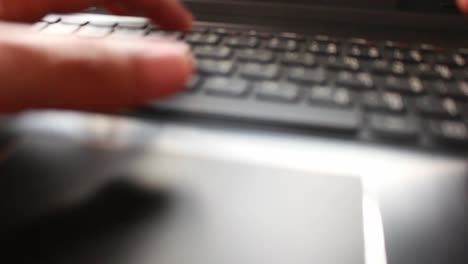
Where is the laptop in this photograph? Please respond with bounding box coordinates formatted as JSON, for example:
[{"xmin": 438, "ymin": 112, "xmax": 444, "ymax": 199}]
[
  {"xmin": 33, "ymin": 0, "xmax": 468, "ymax": 150},
  {"xmin": 0, "ymin": 0, "xmax": 467, "ymax": 263}
]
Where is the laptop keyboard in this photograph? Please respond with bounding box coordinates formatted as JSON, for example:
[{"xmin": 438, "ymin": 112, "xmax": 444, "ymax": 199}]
[{"xmin": 36, "ymin": 14, "xmax": 468, "ymax": 150}]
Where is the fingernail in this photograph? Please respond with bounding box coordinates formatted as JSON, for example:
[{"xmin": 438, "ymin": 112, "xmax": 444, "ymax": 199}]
[{"xmin": 140, "ymin": 42, "xmax": 194, "ymax": 99}]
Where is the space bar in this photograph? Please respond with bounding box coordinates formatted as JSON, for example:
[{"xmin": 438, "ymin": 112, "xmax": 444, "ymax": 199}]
[{"xmin": 153, "ymin": 96, "xmax": 360, "ymax": 132}]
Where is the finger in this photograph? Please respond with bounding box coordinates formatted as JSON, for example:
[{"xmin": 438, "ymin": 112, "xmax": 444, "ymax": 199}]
[
  {"xmin": 0, "ymin": 0, "xmax": 97, "ymax": 21},
  {"xmin": 124, "ymin": 0, "xmax": 193, "ymax": 30},
  {"xmin": 0, "ymin": 0, "xmax": 193, "ymax": 31},
  {"xmin": 457, "ymin": 0, "xmax": 468, "ymax": 13},
  {"xmin": 0, "ymin": 23, "xmax": 193, "ymax": 113}
]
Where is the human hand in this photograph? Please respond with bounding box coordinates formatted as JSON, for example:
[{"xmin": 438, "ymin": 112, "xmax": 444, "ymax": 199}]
[
  {"xmin": 0, "ymin": 0, "xmax": 194, "ymax": 113},
  {"xmin": 458, "ymin": 0, "xmax": 468, "ymax": 13}
]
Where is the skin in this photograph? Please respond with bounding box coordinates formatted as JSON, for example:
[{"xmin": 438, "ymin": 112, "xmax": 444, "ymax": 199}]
[
  {"xmin": 0, "ymin": 0, "xmax": 194, "ymax": 113},
  {"xmin": 0, "ymin": 1, "xmax": 466, "ymax": 113}
]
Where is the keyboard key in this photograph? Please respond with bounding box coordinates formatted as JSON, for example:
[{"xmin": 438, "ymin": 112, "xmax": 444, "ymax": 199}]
[
  {"xmin": 246, "ymin": 30, "xmax": 271, "ymax": 38},
  {"xmin": 308, "ymin": 41, "xmax": 339, "ymax": 55},
  {"xmin": 197, "ymin": 60, "xmax": 235, "ymax": 75},
  {"xmin": 194, "ymin": 46, "xmax": 232, "ymax": 59},
  {"xmin": 41, "ymin": 15, "xmax": 61, "ymax": 24},
  {"xmin": 41, "ymin": 23, "xmax": 80, "ymax": 35},
  {"xmin": 347, "ymin": 45, "xmax": 380, "ymax": 59},
  {"xmin": 362, "ymin": 92, "xmax": 406, "ymax": 113},
  {"xmin": 186, "ymin": 33, "xmax": 220, "ymax": 45},
  {"xmin": 117, "ymin": 19, "xmax": 149, "ymax": 29},
  {"xmin": 240, "ymin": 63, "xmax": 280, "ymax": 79},
  {"xmin": 111, "ymin": 27, "xmax": 147, "ymax": 38},
  {"xmin": 384, "ymin": 76, "xmax": 425, "ymax": 95},
  {"xmin": 288, "ymin": 67, "xmax": 326, "ymax": 84},
  {"xmin": 147, "ymin": 31, "xmax": 183, "ymax": 40},
  {"xmin": 60, "ymin": 15, "xmax": 89, "ymax": 26},
  {"xmin": 324, "ymin": 56, "xmax": 361, "ymax": 71},
  {"xmin": 186, "ymin": 75, "xmax": 202, "ymax": 92},
  {"xmin": 411, "ymin": 63, "xmax": 440, "ymax": 79},
  {"xmin": 314, "ymin": 35, "xmax": 340, "ymax": 43},
  {"xmin": 204, "ymin": 77, "xmax": 250, "ymax": 97},
  {"xmin": 256, "ymin": 81, "xmax": 300, "ymax": 102},
  {"xmin": 191, "ymin": 26, "xmax": 209, "ymax": 33},
  {"xmin": 415, "ymin": 97, "xmax": 460, "ymax": 118},
  {"xmin": 427, "ymin": 81, "xmax": 468, "ymax": 99},
  {"xmin": 370, "ymin": 60, "xmax": 406, "ymax": 75},
  {"xmin": 427, "ymin": 120, "xmax": 468, "ymax": 145},
  {"xmin": 433, "ymin": 64, "xmax": 453, "ymax": 80},
  {"xmin": 435, "ymin": 53, "xmax": 466, "ymax": 68},
  {"xmin": 278, "ymin": 32, "xmax": 305, "ymax": 41},
  {"xmin": 309, "ymin": 86, "xmax": 354, "ymax": 107},
  {"xmin": 368, "ymin": 114, "xmax": 418, "ymax": 140},
  {"xmin": 237, "ymin": 49, "xmax": 275, "ymax": 63},
  {"xmin": 336, "ymin": 71, "xmax": 374, "ymax": 89},
  {"xmin": 267, "ymin": 38, "xmax": 298, "ymax": 51},
  {"xmin": 76, "ymin": 25, "xmax": 113, "ymax": 38},
  {"xmin": 390, "ymin": 49, "xmax": 423, "ymax": 64},
  {"xmin": 225, "ymin": 36, "xmax": 259, "ymax": 48},
  {"xmin": 281, "ymin": 52, "xmax": 316, "ymax": 67}
]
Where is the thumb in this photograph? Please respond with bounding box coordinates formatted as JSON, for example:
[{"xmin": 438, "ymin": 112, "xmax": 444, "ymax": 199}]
[
  {"xmin": 0, "ymin": 23, "xmax": 193, "ymax": 113},
  {"xmin": 457, "ymin": 0, "xmax": 468, "ymax": 13}
]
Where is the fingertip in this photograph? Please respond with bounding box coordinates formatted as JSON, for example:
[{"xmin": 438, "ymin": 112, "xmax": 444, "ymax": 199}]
[
  {"xmin": 457, "ymin": 0, "xmax": 468, "ymax": 13},
  {"xmin": 140, "ymin": 42, "xmax": 194, "ymax": 99}
]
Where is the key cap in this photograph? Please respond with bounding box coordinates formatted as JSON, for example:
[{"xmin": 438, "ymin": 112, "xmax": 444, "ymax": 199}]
[
  {"xmin": 60, "ymin": 15, "xmax": 89, "ymax": 26},
  {"xmin": 147, "ymin": 31, "xmax": 183, "ymax": 40},
  {"xmin": 368, "ymin": 114, "xmax": 418, "ymax": 140},
  {"xmin": 240, "ymin": 63, "xmax": 280, "ymax": 80},
  {"xmin": 186, "ymin": 33, "xmax": 220, "ymax": 45},
  {"xmin": 194, "ymin": 46, "xmax": 232, "ymax": 59},
  {"xmin": 246, "ymin": 30, "xmax": 271, "ymax": 38},
  {"xmin": 117, "ymin": 19, "xmax": 149, "ymax": 29},
  {"xmin": 41, "ymin": 23, "xmax": 80, "ymax": 35},
  {"xmin": 191, "ymin": 26, "xmax": 209, "ymax": 34},
  {"xmin": 308, "ymin": 41, "xmax": 339, "ymax": 55},
  {"xmin": 225, "ymin": 36, "xmax": 259, "ymax": 48},
  {"xmin": 309, "ymin": 86, "xmax": 354, "ymax": 107},
  {"xmin": 204, "ymin": 77, "xmax": 250, "ymax": 97},
  {"xmin": 185, "ymin": 75, "xmax": 202, "ymax": 93},
  {"xmin": 111, "ymin": 27, "xmax": 147, "ymax": 38},
  {"xmin": 426, "ymin": 81, "xmax": 468, "ymax": 99},
  {"xmin": 390, "ymin": 49, "xmax": 423, "ymax": 63},
  {"xmin": 76, "ymin": 25, "xmax": 113, "ymax": 38},
  {"xmin": 324, "ymin": 56, "xmax": 361, "ymax": 71},
  {"xmin": 41, "ymin": 15, "xmax": 61, "ymax": 24},
  {"xmin": 281, "ymin": 52, "xmax": 316, "ymax": 67},
  {"xmin": 361, "ymin": 92, "xmax": 406, "ymax": 113},
  {"xmin": 370, "ymin": 60, "xmax": 406, "ymax": 75},
  {"xmin": 336, "ymin": 71, "xmax": 374, "ymax": 89},
  {"xmin": 288, "ymin": 67, "xmax": 326, "ymax": 84},
  {"xmin": 427, "ymin": 120, "xmax": 468, "ymax": 145},
  {"xmin": 197, "ymin": 60, "xmax": 235, "ymax": 75},
  {"xmin": 415, "ymin": 96, "xmax": 460, "ymax": 118},
  {"xmin": 256, "ymin": 81, "xmax": 300, "ymax": 102},
  {"xmin": 384, "ymin": 76, "xmax": 425, "ymax": 95},
  {"xmin": 433, "ymin": 64, "xmax": 453, "ymax": 80},
  {"xmin": 237, "ymin": 49, "xmax": 275, "ymax": 63},
  {"xmin": 435, "ymin": 53, "xmax": 466, "ymax": 68},
  {"xmin": 278, "ymin": 32, "xmax": 305, "ymax": 41},
  {"xmin": 412, "ymin": 63, "xmax": 440, "ymax": 79},
  {"xmin": 347, "ymin": 45, "xmax": 380, "ymax": 59},
  {"xmin": 267, "ymin": 38, "xmax": 298, "ymax": 51}
]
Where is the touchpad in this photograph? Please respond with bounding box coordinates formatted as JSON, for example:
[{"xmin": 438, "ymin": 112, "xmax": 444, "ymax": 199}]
[
  {"xmin": 1, "ymin": 150, "xmax": 365, "ymax": 264},
  {"xmin": 150, "ymin": 166, "xmax": 365, "ymax": 264}
]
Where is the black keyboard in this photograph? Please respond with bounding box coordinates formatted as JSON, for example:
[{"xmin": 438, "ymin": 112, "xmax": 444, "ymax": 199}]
[{"xmin": 36, "ymin": 14, "xmax": 468, "ymax": 150}]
